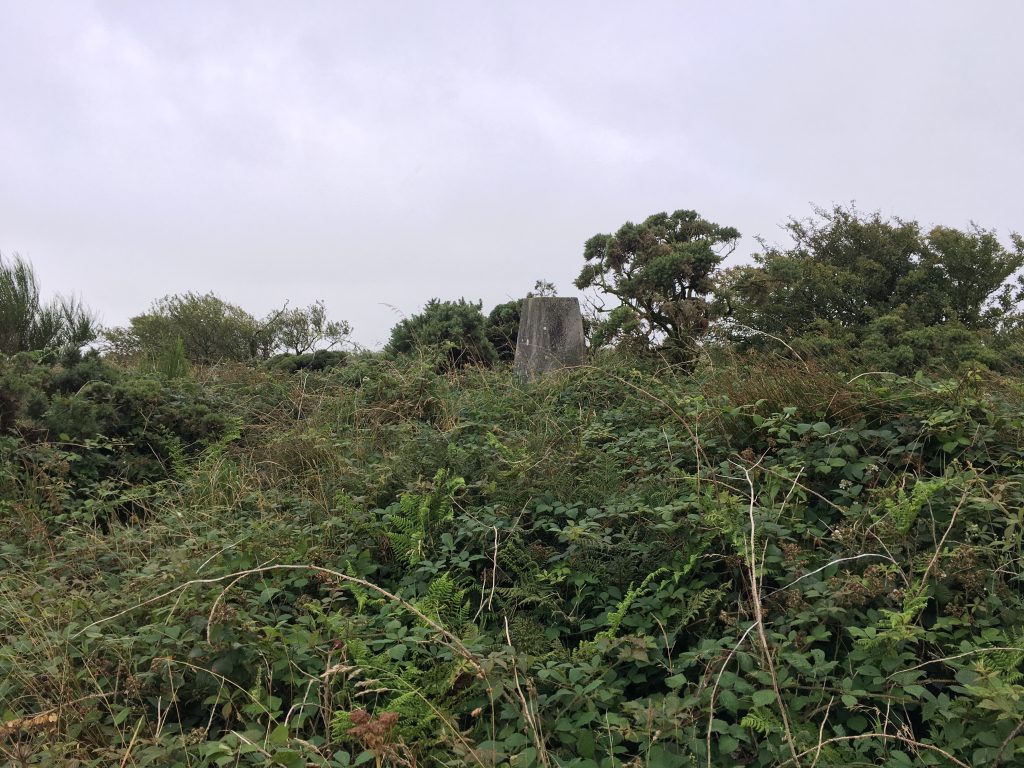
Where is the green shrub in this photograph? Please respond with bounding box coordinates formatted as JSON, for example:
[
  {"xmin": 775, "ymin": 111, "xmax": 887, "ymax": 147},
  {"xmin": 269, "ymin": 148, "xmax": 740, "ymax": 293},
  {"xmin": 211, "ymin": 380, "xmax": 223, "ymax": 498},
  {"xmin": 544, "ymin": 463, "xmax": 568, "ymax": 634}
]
[
  {"xmin": 486, "ymin": 299, "xmax": 522, "ymax": 362},
  {"xmin": 3, "ymin": 353, "xmax": 1024, "ymax": 765},
  {"xmin": 386, "ymin": 298, "xmax": 498, "ymax": 368},
  {"xmin": 265, "ymin": 349, "xmax": 348, "ymax": 373}
]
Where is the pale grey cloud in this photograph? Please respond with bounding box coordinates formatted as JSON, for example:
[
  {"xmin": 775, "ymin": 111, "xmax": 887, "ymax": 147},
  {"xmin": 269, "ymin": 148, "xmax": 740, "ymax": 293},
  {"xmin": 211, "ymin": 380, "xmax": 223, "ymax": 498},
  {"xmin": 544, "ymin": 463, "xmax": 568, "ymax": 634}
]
[{"xmin": 2, "ymin": 1, "xmax": 1022, "ymax": 347}]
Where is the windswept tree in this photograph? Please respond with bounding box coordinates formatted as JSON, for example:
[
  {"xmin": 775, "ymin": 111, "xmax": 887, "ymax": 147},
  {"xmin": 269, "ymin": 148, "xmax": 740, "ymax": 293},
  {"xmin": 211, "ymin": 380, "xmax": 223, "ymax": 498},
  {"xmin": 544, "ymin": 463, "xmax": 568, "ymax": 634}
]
[
  {"xmin": 267, "ymin": 300, "xmax": 351, "ymax": 355},
  {"xmin": 106, "ymin": 292, "xmax": 350, "ymax": 366},
  {"xmin": 0, "ymin": 252, "xmax": 98, "ymax": 356},
  {"xmin": 575, "ymin": 210, "xmax": 740, "ymax": 361},
  {"xmin": 106, "ymin": 292, "xmax": 259, "ymax": 365}
]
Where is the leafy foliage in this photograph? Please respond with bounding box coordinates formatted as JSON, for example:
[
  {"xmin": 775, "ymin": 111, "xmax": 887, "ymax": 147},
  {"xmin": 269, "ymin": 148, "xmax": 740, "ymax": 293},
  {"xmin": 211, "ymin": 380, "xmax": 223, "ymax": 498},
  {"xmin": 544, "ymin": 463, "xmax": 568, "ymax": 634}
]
[
  {"xmin": 576, "ymin": 209, "xmax": 740, "ymax": 362},
  {"xmin": 486, "ymin": 300, "xmax": 522, "ymax": 363},
  {"xmin": 719, "ymin": 205, "xmax": 1024, "ymax": 372},
  {"xmin": 105, "ymin": 292, "xmax": 350, "ymax": 368},
  {"xmin": 105, "ymin": 292, "xmax": 263, "ymax": 365},
  {"xmin": 4, "ymin": 318, "xmax": 1024, "ymax": 766},
  {"xmin": 266, "ymin": 300, "xmax": 351, "ymax": 355},
  {"xmin": 0, "ymin": 252, "xmax": 98, "ymax": 356},
  {"xmin": 265, "ymin": 349, "xmax": 348, "ymax": 374},
  {"xmin": 386, "ymin": 298, "xmax": 498, "ymax": 367}
]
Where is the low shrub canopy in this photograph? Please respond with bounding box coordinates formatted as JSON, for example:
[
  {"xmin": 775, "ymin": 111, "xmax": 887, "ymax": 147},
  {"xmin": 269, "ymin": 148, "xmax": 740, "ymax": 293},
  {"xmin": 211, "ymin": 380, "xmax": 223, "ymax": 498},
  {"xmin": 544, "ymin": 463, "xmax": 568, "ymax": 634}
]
[
  {"xmin": 3, "ymin": 351, "xmax": 1024, "ymax": 766},
  {"xmin": 3, "ymin": 207, "xmax": 1024, "ymax": 764},
  {"xmin": 717, "ymin": 205, "xmax": 1024, "ymax": 373},
  {"xmin": 385, "ymin": 298, "xmax": 498, "ymax": 367}
]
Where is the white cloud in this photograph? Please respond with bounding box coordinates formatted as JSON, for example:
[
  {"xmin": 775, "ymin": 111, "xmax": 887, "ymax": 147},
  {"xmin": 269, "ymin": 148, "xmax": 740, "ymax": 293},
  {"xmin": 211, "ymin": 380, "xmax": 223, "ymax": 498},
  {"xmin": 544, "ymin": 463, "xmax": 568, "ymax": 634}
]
[{"xmin": 1, "ymin": 1, "xmax": 1022, "ymax": 345}]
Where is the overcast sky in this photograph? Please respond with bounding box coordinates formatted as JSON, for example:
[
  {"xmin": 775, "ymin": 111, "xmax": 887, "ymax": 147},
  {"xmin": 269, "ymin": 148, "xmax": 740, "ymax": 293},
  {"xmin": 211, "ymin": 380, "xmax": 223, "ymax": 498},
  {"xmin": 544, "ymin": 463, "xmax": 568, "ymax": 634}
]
[{"xmin": 2, "ymin": 1, "xmax": 1022, "ymax": 347}]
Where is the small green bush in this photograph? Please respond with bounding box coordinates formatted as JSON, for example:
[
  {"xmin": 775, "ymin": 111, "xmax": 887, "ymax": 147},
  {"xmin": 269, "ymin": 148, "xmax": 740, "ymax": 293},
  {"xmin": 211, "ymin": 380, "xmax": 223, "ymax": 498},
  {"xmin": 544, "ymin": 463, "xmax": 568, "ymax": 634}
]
[
  {"xmin": 265, "ymin": 349, "xmax": 348, "ymax": 373},
  {"xmin": 386, "ymin": 298, "xmax": 498, "ymax": 368}
]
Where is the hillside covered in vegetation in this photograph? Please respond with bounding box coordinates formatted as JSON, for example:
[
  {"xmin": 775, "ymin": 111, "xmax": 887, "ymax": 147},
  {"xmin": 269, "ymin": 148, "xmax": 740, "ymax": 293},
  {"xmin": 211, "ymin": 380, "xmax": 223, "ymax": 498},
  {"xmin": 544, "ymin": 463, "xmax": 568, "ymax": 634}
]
[
  {"xmin": 2, "ymin": 348, "xmax": 1024, "ymax": 766},
  {"xmin": 3, "ymin": 204, "xmax": 1024, "ymax": 765}
]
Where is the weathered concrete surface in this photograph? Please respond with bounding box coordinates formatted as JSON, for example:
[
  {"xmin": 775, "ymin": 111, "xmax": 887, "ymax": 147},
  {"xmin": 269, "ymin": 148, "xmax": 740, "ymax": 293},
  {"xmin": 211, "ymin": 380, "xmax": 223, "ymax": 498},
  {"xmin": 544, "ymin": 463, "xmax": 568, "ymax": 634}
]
[{"xmin": 514, "ymin": 297, "xmax": 586, "ymax": 380}]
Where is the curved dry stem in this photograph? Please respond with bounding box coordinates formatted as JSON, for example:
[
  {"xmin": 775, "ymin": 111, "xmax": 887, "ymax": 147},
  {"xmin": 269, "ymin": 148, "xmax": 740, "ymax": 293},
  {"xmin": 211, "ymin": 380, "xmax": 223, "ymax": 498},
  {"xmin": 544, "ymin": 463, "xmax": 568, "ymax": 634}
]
[
  {"xmin": 72, "ymin": 563, "xmax": 483, "ymax": 675},
  {"xmin": 777, "ymin": 732, "xmax": 970, "ymax": 768}
]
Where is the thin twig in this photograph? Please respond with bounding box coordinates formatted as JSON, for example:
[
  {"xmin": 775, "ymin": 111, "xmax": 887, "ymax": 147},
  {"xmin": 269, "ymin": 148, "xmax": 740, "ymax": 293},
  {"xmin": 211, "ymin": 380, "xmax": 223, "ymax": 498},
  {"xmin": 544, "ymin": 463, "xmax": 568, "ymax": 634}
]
[
  {"xmin": 742, "ymin": 463, "xmax": 801, "ymax": 767},
  {"xmin": 919, "ymin": 483, "xmax": 971, "ymax": 587},
  {"xmin": 767, "ymin": 553, "xmax": 896, "ymax": 596},
  {"xmin": 885, "ymin": 646, "xmax": 1024, "ymax": 681},
  {"xmin": 706, "ymin": 622, "xmax": 757, "ymax": 767},
  {"xmin": 776, "ymin": 732, "xmax": 970, "ymax": 768},
  {"xmin": 809, "ymin": 695, "xmax": 835, "ymax": 768},
  {"xmin": 118, "ymin": 718, "xmax": 144, "ymax": 768},
  {"xmin": 504, "ymin": 616, "xmax": 550, "ymax": 767},
  {"xmin": 72, "ymin": 564, "xmax": 483, "ymax": 674},
  {"xmin": 994, "ymin": 718, "xmax": 1024, "ymax": 767}
]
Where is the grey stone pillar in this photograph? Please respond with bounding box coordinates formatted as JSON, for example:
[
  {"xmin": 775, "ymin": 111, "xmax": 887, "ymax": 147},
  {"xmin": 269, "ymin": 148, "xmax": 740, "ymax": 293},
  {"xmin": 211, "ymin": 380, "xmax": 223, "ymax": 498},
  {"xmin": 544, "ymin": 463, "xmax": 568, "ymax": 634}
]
[{"xmin": 514, "ymin": 297, "xmax": 586, "ymax": 380}]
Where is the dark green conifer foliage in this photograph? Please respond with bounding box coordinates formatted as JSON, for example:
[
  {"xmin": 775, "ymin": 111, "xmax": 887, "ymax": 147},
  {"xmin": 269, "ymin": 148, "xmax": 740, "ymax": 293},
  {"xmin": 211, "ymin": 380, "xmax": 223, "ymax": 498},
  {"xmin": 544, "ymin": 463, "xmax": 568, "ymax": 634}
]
[{"xmin": 486, "ymin": 300, "xmax": 521, "ymax": 362}]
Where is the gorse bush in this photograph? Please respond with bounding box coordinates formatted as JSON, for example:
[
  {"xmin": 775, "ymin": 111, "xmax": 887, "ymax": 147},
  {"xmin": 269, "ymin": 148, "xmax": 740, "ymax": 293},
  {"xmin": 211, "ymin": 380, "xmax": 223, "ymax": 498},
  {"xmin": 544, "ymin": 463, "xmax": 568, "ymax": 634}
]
[
  {"xmin": 386, "ymin": 298, "xmax": 498, "ymax": 368},
  {"xmin": 486, "ymin": 300, "xmax": 522, "ymax": 363},
  {"xmin": 2, "ymin": 352, "xmax": 1024, "ymax": 766},
  {"xmin": 0, "ymin": 353, "xmax": 232, "ymax": 525},
  {"xmin": 390, "ymin": 281, "xmax": 560, "ymax": 368}
]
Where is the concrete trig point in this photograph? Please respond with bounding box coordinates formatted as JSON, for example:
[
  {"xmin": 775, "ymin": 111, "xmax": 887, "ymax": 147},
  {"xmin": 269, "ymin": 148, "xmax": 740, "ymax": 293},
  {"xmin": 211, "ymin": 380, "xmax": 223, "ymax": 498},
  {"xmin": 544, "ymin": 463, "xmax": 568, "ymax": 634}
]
[{"xmin": 514, "ymin": 297, "xmax": 586, "ymax": 380}]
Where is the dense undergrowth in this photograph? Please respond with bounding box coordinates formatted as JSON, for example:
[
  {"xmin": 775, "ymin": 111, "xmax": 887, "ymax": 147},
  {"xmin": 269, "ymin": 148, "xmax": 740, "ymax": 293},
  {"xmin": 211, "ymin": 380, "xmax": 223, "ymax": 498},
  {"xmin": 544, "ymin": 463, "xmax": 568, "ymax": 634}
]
[{"xmin": 2, "ymin": 350, "xmax": 1024, "ymax": 766}]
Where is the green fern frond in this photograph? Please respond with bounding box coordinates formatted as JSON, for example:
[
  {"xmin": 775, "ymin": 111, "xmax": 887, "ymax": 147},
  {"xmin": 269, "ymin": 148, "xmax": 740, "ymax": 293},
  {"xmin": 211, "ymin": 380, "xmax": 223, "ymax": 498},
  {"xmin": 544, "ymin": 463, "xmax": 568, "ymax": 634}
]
[
  {"xmin": 416, "ymin": 572, "xmax": 470, "ymax": 631},
  {"xmin": 853, "ymin": 586, "xmax": 929, "ymax": 653},
  {"xmin": 574, "ymin": 567, "xmax": 670, "ymax": 657},
  {"xmin": 596, "ymin": 566, "xmax": 670, "ymax": 643},
  {"xmin": 985, "ymin": 629, "xmax": 1024, "ymax": 684},
  {"xmin": 878, "ymin": 477, "xmax": 944, "ymax": 536},
  {"xmin": 679, "ymin": 586, "xmax": 727, "ymax": 628},
  {"xmin": 384, "ymin": 469, "xmax": 466, "ymax": 565},
  {"xmin": 740, "ymin": 707, "xmax": 781, "ymax": 737}
]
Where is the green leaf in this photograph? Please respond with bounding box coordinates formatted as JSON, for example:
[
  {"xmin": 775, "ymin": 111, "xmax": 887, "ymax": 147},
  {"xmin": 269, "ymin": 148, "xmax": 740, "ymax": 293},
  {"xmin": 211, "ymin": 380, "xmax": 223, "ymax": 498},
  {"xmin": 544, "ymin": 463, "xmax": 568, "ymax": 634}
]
[
  {"xmin": 751, "ymin": 689, "xmax": 776, "ymax": 707},
  {"xmin": 577, "ymin": 730, "xmax": 595, "ymax": 758},
  {"xmin": 272, "ymin": 750, "xmax": 305, "ymax": 768},
  {"xmin": 846, "ymin": 715, "xmax": 868, "ymax": 732},
  {"xmin": 719, "ymin": 689, "xmax": 740, "ymax": 713},
  {"xmin": 518, "ymin": 747, "xmax": 539, "ymax": 765},
  {"xmin": 386, "ymin": 643, "xmax": 407, "ymax": 660},
  {"xmin": 719, "ymin": 735, "xmax": 739, "ymax": 753},
  {"xmin": 268, "ymin": 724, "xmax": 289, "ymax": 747},
  {"xmin": 646, "ymin": 745, "xmax": 683, "ymax": 768},
  {"xmin": 955, "ymin": 668, "xmax": 979, "ymax": 686},
  {"xmin": 666, "ymin": 673, "xmax": 687, "ymax": 689}
]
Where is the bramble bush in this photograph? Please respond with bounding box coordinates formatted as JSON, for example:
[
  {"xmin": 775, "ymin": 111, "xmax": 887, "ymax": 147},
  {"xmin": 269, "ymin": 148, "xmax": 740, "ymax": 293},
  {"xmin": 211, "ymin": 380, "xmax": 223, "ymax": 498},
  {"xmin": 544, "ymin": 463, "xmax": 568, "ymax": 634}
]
[{"xmin": 2, "ymin": 349, "xmax": 1024, "ymax": 766}]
